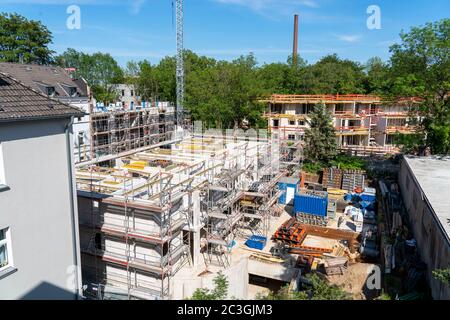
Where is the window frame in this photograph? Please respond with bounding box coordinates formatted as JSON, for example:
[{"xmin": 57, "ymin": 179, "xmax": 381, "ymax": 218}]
[
  {"xmin": 46, "ymin": 86, "xmax": 56, "ymax": 97},
  {"xmin": 0, "ymin": 227, "xmax": 14, "ymax": 272}
]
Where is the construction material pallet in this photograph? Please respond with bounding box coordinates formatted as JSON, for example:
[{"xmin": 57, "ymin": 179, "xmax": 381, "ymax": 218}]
[
  {"xmin": 322, "ymin": 168, "xmax": 343, "ymax": 189},
  {"xmin": 296, "ymin": 213, "xmax": 328, "ymax": 227},
  {"xmin": 342, "ymin": 169, "xmax": 366, "ymax": 192}
]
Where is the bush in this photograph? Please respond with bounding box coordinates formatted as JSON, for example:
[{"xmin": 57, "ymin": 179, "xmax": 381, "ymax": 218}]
[
  {"xmin": 302, "ymin": 154, "xmax": 366, "ymax": 174},
  {"xmin": 257, "ymin": 274, "xmax": 351, "ymax": 300},
  {"xmin": 190, "ymin": 272, "xmax": 229, "ymax": 300},
  {"xmin": 329, "ymin": 154, "xmax": 366, "ymax": 170}
]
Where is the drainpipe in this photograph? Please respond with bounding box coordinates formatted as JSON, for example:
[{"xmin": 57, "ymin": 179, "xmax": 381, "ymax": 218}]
[{"xmin": 65, "ymin": 116, "xmax": 82, "ymax": 299}]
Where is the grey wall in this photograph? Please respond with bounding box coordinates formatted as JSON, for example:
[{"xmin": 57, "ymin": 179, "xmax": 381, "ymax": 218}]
[
  {"xmin": 398, "ymin": 160, "xmax": 450, "ymax": 300},
  {"xmin": 0, "ymin": 118, "xmax": 80, "ymax": 300}
]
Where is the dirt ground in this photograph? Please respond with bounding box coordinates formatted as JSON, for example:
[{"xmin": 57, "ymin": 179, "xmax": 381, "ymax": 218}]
[{"xmin": 326, "ymin": 263, "xmax": 378, "ymax": 300}]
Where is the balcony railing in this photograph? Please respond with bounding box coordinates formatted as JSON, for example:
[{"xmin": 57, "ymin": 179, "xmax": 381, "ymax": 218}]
[
  {"xmin": 266, "ymin": 94, "xmax": 381, "ymax": 103},
  {"xmin": 269, "ymin": 126, "xmax": 306, "ymax": 133},
  {"xmin": 385, "ymin": 125, "xmax": 416, "ymax": 132},
  {"xmin": 335, "ymin": 126, "xmax": 369, "ymax": 132}
]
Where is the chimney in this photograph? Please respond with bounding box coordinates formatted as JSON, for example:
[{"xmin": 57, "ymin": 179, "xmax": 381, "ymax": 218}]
[{"xmin": 293, "ymin": 14, "xmax": 299, "ymax": 66}]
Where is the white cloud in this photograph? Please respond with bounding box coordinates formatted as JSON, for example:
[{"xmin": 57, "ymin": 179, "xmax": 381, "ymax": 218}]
[
  {"xmin": 213, "ymin": 0, "xmax": 319, "ymax": 16},
  {"xmin": 336, "ymin": 34, "xmax": 362, "ymax": 43},
  {"xmin": 129, "ymin": 0, "xmax": 146, "ymax": 14}
]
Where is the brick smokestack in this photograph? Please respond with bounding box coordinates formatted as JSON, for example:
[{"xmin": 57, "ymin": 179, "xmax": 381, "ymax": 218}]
[{"xmin": 293, "ymin": 14, "xmax": 299, "ymax": 66}]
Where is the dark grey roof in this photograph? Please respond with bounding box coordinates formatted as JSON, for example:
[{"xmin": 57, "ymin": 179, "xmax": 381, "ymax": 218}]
[
  {"xmin": 0, "ymin": 72, "xmax": 85, "ymax": 122},
  {"xmin": 0, "ymin": 62, "xmax": 88, "ymax": 98}
]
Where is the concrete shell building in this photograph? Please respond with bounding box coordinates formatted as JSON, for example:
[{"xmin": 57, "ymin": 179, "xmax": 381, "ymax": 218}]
[
  {"xmin": 264, "ymin": 94, "xmax": 418, "ymax": 155},
  {"xmin": 75, "ymin": 134, "xmax": 284, "ymax": 300}
]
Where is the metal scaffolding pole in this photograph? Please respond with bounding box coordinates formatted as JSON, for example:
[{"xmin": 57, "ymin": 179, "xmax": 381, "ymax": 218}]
[{"xmin": 175, "ymin": 0, "xmax": 184, "ymax": 126}]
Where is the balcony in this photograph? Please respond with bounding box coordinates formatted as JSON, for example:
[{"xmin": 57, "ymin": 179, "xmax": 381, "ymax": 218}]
[
  {"xmin": 376, "ymin": 110, "xmax": 410, "ymax": 117},
  {"xmin": 385, "ymin": 125, "xmax": 416, "ymax": 134},
  {"xmin": 335, "ymin": 125, "xmax": 370, "ymax": 135},
  {"xmin": 333, "ymin": 110, "xmax": 356, "ymax": 117},
  {"xmin": 269, "ymin": 126, "xmax": 306, "ymax": 133},
  {"xmin": 263, "ymin": 94, "xmax": 381, "ymax": 104},
  {"xmin": 263, "ymin": 112, "xmax": 308, "ymax": 120}
]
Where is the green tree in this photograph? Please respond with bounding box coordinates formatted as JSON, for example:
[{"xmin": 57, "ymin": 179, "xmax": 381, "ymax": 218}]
[
  {"xmin": 303, "ymin": 54, "xmax": 367, "ymax": 94},
  {"xmin": 56, "ymin": 49, "xmax": 124, "ymax": 100},
  {"xmin": 389, "ymin": 19, "xmax": 450, "ymax": 155},
  {"xmin": 190, "ymin": 272, "xmax": 229, "ymax": 300},
  {"xmin": 0, "ymin": 12, "xmax": 54, "ymax": 64},
  {"xmin": 257, "ymin": 274, "xmax": 350, "ymax": 300},
  {"xmin": 303, "ymin": 103, "xmax": 338, "ymax": 164},
  {"xmin": 432, "ymin": 268, "xmax": 450, "ymax": 286},
  {"xmin": 364, "ymin": 57, "xmax": 390, "ymax": 94}
]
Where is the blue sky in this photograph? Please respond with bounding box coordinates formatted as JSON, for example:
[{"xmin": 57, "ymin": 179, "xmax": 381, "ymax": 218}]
[{"xmin": 0, "ymin": 0, "xmax": 448, "ymax": 66}]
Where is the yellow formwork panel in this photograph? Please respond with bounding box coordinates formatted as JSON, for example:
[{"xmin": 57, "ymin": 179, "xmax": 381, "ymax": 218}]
[{"xmin": 123, "ymin": 161, "xmax": 147, "ymax": 170}]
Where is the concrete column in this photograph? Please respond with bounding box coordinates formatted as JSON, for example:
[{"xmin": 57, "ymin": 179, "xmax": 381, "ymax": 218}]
[{"xmin": 192, "ymin": 190, "xmax": 201, "ymax": 267}]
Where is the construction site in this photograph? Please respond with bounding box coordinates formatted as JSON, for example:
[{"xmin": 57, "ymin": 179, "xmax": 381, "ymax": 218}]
[
  {"xmin": 76, "ymin": 132, "xmax": 288, "ymax": 299},
  {"xmin": 71, "ymin": 123, "xmax": 400, "ymax": 300},
  {"xmin": 71, "ymin": 4, "xmax": 418, "ymax": 300}
]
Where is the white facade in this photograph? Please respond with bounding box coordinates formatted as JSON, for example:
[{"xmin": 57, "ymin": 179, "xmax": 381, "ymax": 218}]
[{"xmin": 0, "ymin": 119, "xmax": 82, "ymax": 299}]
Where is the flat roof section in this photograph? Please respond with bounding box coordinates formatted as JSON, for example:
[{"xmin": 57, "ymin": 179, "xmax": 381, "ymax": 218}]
[{"xmin": 404, "ymin": 156, "xmax": 450, "ymax": 243}]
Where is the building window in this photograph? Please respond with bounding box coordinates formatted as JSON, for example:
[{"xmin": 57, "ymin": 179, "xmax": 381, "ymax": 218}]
[
  {"xmin": 121, "ymin": 90, "xmax": 125, "ymax": 97},
  {"xmin": 288, "ymin": 134, "xmax": 296, "ymax": 141},
  {"xmin": 130, "ymin": 90, "xmax": 134, "ymax": 97},
  {"xmin": 289, "ymin": 120, "xmax": 295, "ymax": 126},
  {"xmin": 94, "ymin": 233, "xmax": 102, "ymax": 250},
  {"xmin": 68, "ymin": 87, "xmax": 77, "ymax": 97},
  {"xmin": 78, "ymin": 132, "xmax": 84, "ymax": 146},
  {"xmin": 46, "ymin": 86, "xmax": 56, "ymax": 97},
  {"xmin": 298, "ymin": 120, "xmax": 305, "ymax": 126},
  {"xmin": 0, "ymin": 228, "xmax": 13, "ymax": 271}
]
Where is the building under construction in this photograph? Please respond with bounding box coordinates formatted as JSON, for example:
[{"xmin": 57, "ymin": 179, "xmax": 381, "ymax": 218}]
[
  {"xmin": 88, "ymin": 103, "xmax": 176, "ymax": 160},
  {"xmin": 76, "ymin": 133, "xmax": 285, "ymax": 300},
  {"xmin": 264, "ymin": 94, "xmax": 419, "ymax": 156}
]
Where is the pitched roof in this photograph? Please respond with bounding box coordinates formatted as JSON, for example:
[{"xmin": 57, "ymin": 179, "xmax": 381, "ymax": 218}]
[
  {"xmin": 0, "ymin": 72, "xmax": 85, "ymax": 122},
  {"xmin": 0, "ymin": 62, "xmax": 88, "ymax": 98}
]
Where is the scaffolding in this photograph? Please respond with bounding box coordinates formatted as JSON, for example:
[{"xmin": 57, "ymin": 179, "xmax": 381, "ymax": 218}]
[
  {"xmin": 76, "ymin": 135, "xmax": 285, "ymax": 299},
  {"xmin": 202, "ymin": 136, "xmax": 286, "ymax": 269},
  {"xmin": 77, "ymin": 162, "xmax": 193, "ymax": 300},
  {"xmin": 90, "ymin": 106, "xmax": 175, "ymax": 159}
]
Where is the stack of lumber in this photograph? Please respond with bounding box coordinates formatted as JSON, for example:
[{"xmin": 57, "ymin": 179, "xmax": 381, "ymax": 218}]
[{"xmin": 323, "ymin": 257, "xmax": 349, "ymax": 275}]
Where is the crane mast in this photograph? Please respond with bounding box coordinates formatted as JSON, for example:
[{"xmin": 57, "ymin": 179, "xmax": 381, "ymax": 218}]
[{"xmin": 175, "ymin": 0, "xmax": 184, "ymax": 126}]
